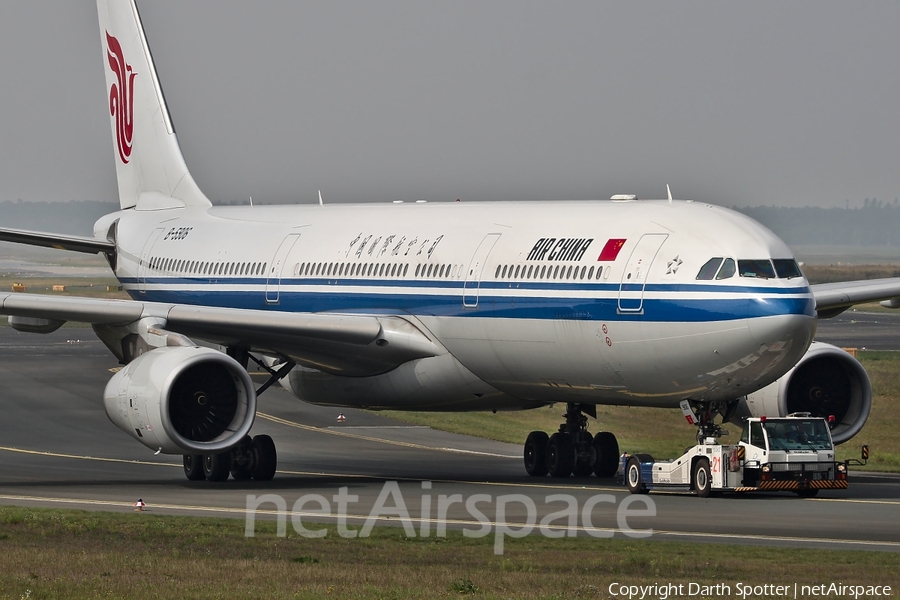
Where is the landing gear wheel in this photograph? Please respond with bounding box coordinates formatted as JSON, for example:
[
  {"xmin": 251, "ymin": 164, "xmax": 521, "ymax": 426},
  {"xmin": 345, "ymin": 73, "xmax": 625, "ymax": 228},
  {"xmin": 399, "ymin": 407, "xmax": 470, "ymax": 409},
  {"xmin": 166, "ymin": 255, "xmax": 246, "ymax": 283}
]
[
  {"xmin": 202, "ymin": 452, "xmax": 232, "ymax": 482},
  {"xmin": 572, "ymin": 431, "xmax": 595, "ymax": 477},
  {"xmin": 546, "ymin": 433, "xmax": 575, "ymax": 478},
  {"xmin": 183, "ymin": 454, "xmax": 204, "ymax": 481},
  {"xmin": 250, "ymin": 434, "xmax": 277, "ymax": 481},
  {"xmin": 693, "ymin": 458, "xmax": 711, "ymax": 498},
  {"xmin": 796, "ymin": 488, "xmax": 819, "ymax": 498},
  {"xmin": 524, "ymin": 431, "xmax": 550, "ymax": 476},
  {"xmin": 230, "ymin": 435, "xmax": 253, "ymax": 481},
  {"xmin": 592, "ymin": 431, "xmax": 619, "ymax": 478},
  {"xmin": 626, "ymin": 455, "xmax": 651, "ymax": 494}
]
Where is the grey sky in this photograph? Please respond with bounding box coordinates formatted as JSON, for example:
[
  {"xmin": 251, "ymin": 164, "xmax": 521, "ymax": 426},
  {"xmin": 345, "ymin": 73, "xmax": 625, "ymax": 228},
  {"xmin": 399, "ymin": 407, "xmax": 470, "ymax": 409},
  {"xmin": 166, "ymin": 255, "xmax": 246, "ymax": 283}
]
[{"xmin": 0, "ymin": 1, "xmax": 898, "ymax": 208}]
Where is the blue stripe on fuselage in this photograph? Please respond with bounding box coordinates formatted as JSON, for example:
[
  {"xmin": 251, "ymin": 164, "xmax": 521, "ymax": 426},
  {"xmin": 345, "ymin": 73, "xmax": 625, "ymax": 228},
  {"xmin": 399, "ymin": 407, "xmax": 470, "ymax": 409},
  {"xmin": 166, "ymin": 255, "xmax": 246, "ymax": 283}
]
[{"xmin": 122, "ymin": 278, "xmax": 815, "ymax": 322}]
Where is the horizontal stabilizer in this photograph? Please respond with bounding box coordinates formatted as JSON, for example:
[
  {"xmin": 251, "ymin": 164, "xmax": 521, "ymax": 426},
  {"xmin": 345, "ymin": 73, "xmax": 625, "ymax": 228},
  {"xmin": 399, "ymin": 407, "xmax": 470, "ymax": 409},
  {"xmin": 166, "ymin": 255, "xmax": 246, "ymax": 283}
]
[{"xmin": 0, "ymin": 226, "xmax": 115, "ymax": 254}]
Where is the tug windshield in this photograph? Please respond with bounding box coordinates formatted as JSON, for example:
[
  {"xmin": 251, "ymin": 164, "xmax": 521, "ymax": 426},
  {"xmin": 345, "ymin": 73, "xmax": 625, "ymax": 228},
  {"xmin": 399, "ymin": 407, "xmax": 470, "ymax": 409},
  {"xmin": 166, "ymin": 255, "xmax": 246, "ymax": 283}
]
[{"xmin": 763, "ymin": 419, "xmax": 832, "ymax": 451}]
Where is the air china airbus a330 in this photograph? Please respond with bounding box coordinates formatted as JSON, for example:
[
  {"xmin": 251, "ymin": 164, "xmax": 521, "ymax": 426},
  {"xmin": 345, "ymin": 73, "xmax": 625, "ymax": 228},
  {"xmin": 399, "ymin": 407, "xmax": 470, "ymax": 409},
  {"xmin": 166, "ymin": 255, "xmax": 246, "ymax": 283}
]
[{"xmin": 0, "ymin": 0, "xmax": 896, "ymax": 483}]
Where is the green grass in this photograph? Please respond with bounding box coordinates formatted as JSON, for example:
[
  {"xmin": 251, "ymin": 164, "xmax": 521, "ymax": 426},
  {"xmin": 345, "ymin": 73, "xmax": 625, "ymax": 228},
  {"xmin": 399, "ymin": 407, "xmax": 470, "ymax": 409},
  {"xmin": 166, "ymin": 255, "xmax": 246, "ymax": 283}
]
[
  {"xmin": 381, "ymin": 351, "xmax": 900, "ymax": 472},
  {"xmin": 0, "ymin": 506, "xmax": 896, "ymax": 599}
]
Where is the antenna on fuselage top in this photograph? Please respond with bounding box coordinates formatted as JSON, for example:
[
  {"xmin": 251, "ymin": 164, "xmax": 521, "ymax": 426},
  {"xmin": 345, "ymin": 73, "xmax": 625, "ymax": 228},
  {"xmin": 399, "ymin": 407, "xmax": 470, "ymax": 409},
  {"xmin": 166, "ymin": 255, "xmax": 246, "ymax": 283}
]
[
  {"xmin": 249, "ymin": 196, "xmax": 253, "ymax": 207},
  {"xmin": 319, "ymin": 190, "xmax": 324, "ymax": 206},
  {"xmin": 666, "ymin": 184, "xmax": 673, "ymax": 204}
]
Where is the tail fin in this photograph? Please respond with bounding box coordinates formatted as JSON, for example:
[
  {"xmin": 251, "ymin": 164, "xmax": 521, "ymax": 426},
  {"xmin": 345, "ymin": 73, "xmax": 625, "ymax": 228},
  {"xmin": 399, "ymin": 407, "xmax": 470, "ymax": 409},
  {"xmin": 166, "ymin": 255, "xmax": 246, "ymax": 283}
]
[{"xmin": 96, "ymin": 0, "xmax": 211, "ymax": 210}]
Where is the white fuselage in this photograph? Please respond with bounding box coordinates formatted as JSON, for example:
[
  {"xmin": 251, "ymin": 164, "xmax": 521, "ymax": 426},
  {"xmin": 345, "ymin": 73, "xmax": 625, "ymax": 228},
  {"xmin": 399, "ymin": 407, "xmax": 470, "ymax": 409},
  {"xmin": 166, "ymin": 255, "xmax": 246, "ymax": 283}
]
[{"xmin": 96, "ymin": 198, "xmax": 817, "ymax": 411}]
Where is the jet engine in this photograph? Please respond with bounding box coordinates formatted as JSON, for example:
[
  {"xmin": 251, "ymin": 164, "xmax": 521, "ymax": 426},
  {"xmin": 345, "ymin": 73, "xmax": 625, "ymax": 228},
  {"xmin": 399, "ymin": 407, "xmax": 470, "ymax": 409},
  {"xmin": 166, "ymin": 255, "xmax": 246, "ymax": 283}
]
[
  {"xmin": 103, "ymin": 346, "xmax": 256, "ymax": 454},
  {"xmin": 730, "ymin": 342, "xmax": 871, "ymax": 444}
]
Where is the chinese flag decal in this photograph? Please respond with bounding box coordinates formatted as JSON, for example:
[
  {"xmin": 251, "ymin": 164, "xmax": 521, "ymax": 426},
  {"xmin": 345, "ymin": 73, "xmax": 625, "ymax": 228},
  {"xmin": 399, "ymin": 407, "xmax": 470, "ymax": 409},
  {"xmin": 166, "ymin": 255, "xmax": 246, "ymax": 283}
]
[{"xmin": 598, "ymin": 239, "xmax": 627, "ymax": 261}]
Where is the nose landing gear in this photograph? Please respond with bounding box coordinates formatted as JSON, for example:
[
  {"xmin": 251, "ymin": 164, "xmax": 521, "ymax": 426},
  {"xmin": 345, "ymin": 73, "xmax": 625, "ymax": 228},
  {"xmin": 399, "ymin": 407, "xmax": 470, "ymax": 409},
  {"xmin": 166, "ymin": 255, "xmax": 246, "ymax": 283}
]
[{"xmin": 523, "ymin": 403, "xmax": 619, "ymax": 478}]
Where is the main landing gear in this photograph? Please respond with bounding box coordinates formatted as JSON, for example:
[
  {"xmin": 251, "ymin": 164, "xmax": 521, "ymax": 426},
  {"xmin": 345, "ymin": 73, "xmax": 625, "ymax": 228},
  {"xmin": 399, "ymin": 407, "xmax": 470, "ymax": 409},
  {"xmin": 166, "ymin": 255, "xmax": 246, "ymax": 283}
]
[
  {"xmin": 183, "ymin": 434, "xmax": 278, "ymax": 482},
  {"xmin": 182, "ymin": 349, "xmax": 294, "ymax": 482},
  {"xmin": 523, "ymin": 403, "xmax": 619, "ymax": 478}
]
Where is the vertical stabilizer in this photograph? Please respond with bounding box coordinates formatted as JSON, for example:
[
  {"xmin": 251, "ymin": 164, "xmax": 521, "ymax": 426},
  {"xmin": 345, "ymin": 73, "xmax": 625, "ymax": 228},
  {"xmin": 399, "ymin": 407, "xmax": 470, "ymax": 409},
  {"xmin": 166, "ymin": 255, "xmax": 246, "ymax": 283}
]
[{"xmin": 96, "ymin": 0, "xmax": 211, "ymax": 210}]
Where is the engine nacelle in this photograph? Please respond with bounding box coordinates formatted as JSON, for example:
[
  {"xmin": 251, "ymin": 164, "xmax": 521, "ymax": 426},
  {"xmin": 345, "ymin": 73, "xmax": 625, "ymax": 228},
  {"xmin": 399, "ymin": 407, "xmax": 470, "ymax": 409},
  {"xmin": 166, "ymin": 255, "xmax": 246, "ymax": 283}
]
[
  {"xmin": 103, "ymin": 346, "xmax": 256, "ymax": 454},
  {"xmin": 730, "ymin": 342, "xmax": 871, "ymax": 444}
]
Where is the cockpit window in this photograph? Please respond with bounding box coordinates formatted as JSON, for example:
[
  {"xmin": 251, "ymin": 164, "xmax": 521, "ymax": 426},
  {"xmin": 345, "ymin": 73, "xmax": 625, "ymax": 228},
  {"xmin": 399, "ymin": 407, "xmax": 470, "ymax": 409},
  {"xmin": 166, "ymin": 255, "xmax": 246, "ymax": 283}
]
[
  {"xmin": 716, "ymin": 258, "xmax": 736, "ymax": 280},
  {"xmin": 738, "ymin": 259, "xmax": 775, "ymax": 279},
  {"xmin": 773, "ymin": 259, "xmax": 802, "ymax": 279},
  {"xmin": 696, "ymin": 258, "xmax": 723, "ymax": 280}
]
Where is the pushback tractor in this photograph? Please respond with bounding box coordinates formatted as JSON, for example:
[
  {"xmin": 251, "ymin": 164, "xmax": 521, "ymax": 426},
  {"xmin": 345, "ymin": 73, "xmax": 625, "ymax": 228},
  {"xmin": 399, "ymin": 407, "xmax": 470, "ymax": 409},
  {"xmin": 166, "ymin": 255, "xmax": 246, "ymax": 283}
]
[{"xmin": 623, "ymin": 404, "xmax": 867, "ymax": 498}]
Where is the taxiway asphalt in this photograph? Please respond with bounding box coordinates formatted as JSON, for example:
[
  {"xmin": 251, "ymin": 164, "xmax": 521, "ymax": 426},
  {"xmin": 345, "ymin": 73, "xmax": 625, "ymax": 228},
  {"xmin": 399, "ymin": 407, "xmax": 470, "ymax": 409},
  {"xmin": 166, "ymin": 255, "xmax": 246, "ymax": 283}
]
[{"xmin": 0, "ymin": 325, "xmax": 898, "ymax": 551}]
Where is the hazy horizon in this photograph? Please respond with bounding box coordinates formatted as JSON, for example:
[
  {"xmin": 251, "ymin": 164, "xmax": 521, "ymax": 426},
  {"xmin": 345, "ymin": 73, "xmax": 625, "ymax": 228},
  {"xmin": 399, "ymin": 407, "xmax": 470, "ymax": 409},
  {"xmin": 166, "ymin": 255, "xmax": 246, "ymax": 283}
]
[{"xmin": 1, "ymin": 2, "xmax": 898, "ymax": 208}]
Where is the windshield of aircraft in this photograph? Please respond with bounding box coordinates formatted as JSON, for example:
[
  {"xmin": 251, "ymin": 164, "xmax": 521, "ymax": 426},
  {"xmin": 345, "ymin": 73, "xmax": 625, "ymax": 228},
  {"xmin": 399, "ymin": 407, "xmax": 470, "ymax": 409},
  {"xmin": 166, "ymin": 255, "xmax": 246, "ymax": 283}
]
[
  {"xmin": 762, "ymin": 419, "xmax": 832, "ymax": 451},
  {"xmin": 773, "ymin": 258, "xmax": 803, "ymax": 279},
  {"xmin": 695, "ymin": 257, "xmax": 736, "ymax": 280},
  {"xmin": 697, "ymin": 258, "xmax": 803, "ymax": 281}
]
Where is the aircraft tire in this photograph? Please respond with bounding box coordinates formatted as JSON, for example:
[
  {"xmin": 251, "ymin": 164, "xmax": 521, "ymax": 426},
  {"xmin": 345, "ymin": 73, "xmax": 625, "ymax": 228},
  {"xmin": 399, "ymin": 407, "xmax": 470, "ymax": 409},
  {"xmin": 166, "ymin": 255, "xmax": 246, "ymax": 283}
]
[
  {"xmin": 693, "ymin": 458, "xmax": 711, "ymax": 498},
  {"xmin": 524, "ymin": 431, "xmax": 550, "ymax": 476},
  {"xmin": 183, "ymin": 454, "xmax": 205, "ymax": 481},
  {"xmin": 250, "ymin": 434, "xmax": 277, "ymax": 481},
  {"xmin": 230, "ymin": 435, "xmax": 253, "ymax": 480},
  {"xmin": 202, "ymin": 451, "xmax": 232, "ymax": 482},
  {"xmin": 572, "ymin": 431, "xmax": 595, "ymax": 477},
  {"xmin": 592, "ymin": 432, "xmax": 620, "ymax": 478},
  {"xmin": 547, "ymin": 433, "xmax": 575, "ymax": 478}
]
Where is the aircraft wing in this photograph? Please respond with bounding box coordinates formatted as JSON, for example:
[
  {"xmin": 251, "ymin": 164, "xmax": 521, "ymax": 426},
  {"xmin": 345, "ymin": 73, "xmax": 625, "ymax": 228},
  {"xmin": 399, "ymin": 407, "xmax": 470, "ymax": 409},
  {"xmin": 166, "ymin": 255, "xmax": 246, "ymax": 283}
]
[
  {"xmin": 811, "ymin": 278, "xmax": 900, "ymax": 318},
  {"xmin": 0, "ymin": 226, "xmax": 115, "ymax": 254},
  {"xmin": 0, "ymin": 292, "xmax": 442, "ymax": 376}
]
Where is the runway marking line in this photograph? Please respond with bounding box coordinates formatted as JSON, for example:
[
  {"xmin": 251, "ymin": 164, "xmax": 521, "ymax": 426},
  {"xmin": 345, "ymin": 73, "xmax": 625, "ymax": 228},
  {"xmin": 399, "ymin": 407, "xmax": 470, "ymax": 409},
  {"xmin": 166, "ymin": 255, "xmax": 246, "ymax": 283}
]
[
  {"xmin": 0, "ymin": 445, "xmax": 616, "ymax": 492},
  {"xmin": 0, "ymin": 445, "xmax": 179, "ymax": 468},
  {"xmin": 0, "ymin": 493, "xmax": 897, "ymax": 551},
  {"xmin": 257, "ymin": 412, "xmax": 519, "ymax": 459},
  {"xmin": 0, "ymin": 445, "xmax": 896, "ymax": 502}
]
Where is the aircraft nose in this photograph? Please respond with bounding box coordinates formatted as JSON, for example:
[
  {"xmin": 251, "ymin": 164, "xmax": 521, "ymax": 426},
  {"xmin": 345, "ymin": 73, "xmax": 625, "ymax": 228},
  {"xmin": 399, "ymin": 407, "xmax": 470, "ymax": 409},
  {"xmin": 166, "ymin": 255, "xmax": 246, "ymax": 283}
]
[{"xmin": 748, "ymin": 313, "xmax": 817, "ymax": 358}]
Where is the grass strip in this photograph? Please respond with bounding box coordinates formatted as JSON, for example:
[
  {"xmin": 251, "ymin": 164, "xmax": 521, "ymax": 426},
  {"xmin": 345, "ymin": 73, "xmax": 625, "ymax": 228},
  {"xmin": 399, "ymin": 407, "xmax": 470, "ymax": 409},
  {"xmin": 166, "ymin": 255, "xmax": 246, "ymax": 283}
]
[{"xmin": 0, "ymin": 506, "xmax": 897, "ymax": 599}]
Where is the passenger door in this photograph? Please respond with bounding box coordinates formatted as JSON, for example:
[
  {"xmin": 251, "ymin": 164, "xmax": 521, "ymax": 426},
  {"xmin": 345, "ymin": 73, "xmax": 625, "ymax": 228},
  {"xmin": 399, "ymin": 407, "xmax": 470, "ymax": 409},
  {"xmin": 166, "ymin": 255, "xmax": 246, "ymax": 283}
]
[{"xmin": 617, "ymin": 233, "xmax": 668, "ymax": 313}]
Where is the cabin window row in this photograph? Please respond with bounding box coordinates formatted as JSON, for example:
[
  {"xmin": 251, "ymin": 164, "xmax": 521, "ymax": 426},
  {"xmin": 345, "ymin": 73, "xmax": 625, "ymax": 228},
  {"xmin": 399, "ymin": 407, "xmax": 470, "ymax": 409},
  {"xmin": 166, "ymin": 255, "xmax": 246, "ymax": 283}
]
[
  {"xmin": 146, "ymin": 257, "xmax": 267, "ymax": 277},
  {"xmin": 293, "ymin": 262, "xmax": 465, "ymax": 280},
  {"xmin": 494, "ymin": 263, "xmax": 604, "ymax": 281}
]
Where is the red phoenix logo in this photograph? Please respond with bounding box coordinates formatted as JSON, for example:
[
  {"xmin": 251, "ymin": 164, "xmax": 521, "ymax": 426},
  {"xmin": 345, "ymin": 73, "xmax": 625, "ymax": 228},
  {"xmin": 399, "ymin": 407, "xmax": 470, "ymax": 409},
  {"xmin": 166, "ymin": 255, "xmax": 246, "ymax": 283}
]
[{"xmin": 106, "ymin": 32, "xmax": 136, "ymax": 164}]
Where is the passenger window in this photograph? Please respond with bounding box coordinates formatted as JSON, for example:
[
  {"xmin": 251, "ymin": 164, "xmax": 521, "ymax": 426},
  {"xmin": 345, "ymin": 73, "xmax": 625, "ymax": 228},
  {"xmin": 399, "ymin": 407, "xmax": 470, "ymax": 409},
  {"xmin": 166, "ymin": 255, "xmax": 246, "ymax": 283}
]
[
  {"xmin": 739, "ymin": 259, "xmax": 775, "ymax": 279},
  {"xmin": 495, "ymin": 265, "xmax": 501, "ymax": 278},
  {"xmin": 716, "ymin": 258, "xmax": 736, "ymax": 280},
  {"xmin": 773, "ymin": 259, "xmax": 802, "ymax": 279},
  {"xmin": 514, "ymin": 266, "xmax": 520, "ymax": 278},
  {"xmin": 588, "ymin": 266, "xmax": 595, "ymax": 279},
  {"xmin": 502, "ymin": 265, "xmax": 507, "ymax": 278},
  {"xmin": 696, "ymin": 258, "xmax": 723, "ymax": 280},
  {"xmin": 403, "ymin": 264, "xmax": 409, "ymax": 277},
  {"xmin": 417, "ymin": 265, "xmax": 422, "ymax": 277}
]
